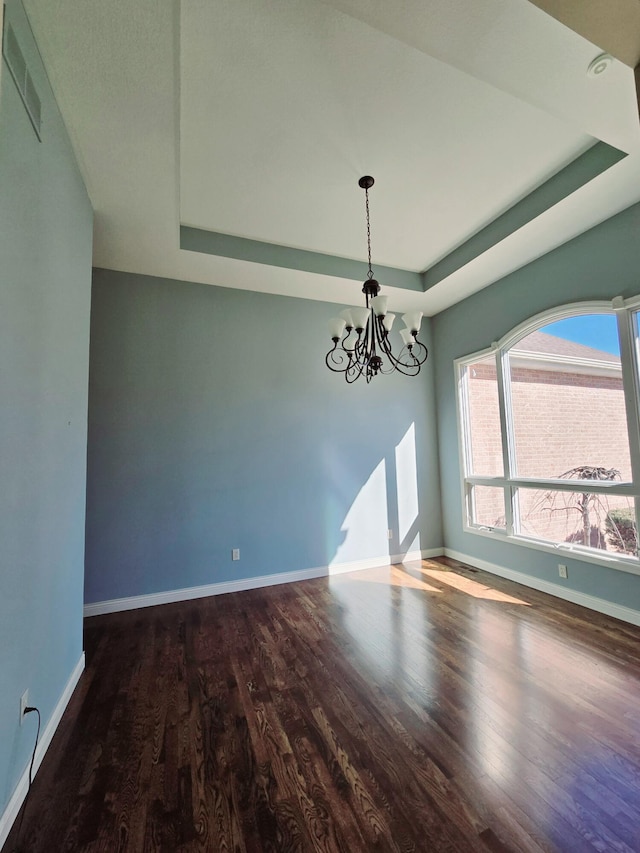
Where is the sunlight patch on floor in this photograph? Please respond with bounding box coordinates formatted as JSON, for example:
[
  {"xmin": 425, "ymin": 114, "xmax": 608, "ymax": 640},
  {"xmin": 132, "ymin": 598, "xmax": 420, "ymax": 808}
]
[
  {"xmin": 332, "ymin": 564, "xmax": 442, "ymax": 593},
  {"xmin": 419, "ymin": 564, "xmax": 530, "ymax": 605},
  {"xmin": 330, "ymin": 561, "xmax": 530, "ymax": 602}
]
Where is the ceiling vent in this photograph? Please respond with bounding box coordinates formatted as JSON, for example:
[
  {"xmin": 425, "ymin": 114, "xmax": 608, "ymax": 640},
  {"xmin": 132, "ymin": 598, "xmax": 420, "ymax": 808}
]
[{"xmin": 2, "ymin": 22, "xmax": 42, "ymax": 140}]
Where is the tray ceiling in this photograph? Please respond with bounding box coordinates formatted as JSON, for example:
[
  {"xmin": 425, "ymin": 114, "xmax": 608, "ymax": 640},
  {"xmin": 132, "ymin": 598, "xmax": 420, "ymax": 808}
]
[{"xmin": 24, "ymin": 0, "xmax": 640, "ymax": 315}]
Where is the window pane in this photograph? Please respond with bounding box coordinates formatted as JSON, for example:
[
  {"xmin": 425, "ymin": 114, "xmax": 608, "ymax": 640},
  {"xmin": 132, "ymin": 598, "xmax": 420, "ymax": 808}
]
[
  {"xmin": 470, "ymin": 486, "xmax": 505, "ymax": 529},
  {"xmin": 634, "ymin": 312, "xmax": 640, "ymax": 384},
  {"xmin": 463, "ymin": 355, "xmax": 503, "ymax": 476},
  {"xmin": 508, "ymin": 315, "xmax": 631, "ymax": 480},
  {"xmin": 516, "ymin": 487, "xmax": 636, "ymax": 556}
]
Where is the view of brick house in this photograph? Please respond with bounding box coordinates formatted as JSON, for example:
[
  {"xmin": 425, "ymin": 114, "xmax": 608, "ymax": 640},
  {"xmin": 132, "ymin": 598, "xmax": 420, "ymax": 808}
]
[{"xmin": 465, "ymin": 328, "xmax": 635, "ymax": 553}]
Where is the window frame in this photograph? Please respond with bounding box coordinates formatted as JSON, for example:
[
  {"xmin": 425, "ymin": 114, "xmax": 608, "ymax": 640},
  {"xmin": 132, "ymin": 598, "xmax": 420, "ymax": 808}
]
[{"xmin": 455, "ymin": 297, "xmax": 640, "ymax": 575}]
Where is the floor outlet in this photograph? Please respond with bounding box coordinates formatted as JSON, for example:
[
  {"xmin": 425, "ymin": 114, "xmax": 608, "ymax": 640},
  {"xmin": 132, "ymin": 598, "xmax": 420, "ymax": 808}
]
[
  {"xmin": 558, "ymin": 564, "xmax": 568, "ymax": 579},
  {"xmin": 232, "ymin": 548, "xmax": 240, "ymax": 561},
  {"xmin": 20, "ymin": 689, "xmax": 28, "ymax": 725}
]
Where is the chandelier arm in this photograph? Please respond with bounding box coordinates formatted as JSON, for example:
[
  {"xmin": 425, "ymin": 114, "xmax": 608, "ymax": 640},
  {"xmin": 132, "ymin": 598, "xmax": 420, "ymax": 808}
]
[
  {"xmin": 377, "ymin": 325, "xmax": 429, "ymax": 371},
  {"xmin": 345, "ymin": 357, "xmax": 367, "ymax": 383},
  {"xmin": 377, "ymin": 334, "xmax": 423, "ymax": 376},
  {"xmin": 370, "ymin": 320, "xmax": 404, "ymax": 374},
  {"xmin": 367, "ymin": 312, "xmax": 376, "ymax": 358},
  {"xmin": 388, "ymin": 356, "xmax": 421, "ymax": 377},
  {"xmin": 374, "ymin": 315, "xmax": 391, "ymax": 350},
  {"xmin": 374, "ymin": 325, "xmax": 395, "ymax": 373},
  {"xmin": 408, "ymin": 338, "xmax": 429, "ymax": 365},
  {"xmin": 398, "ymin": 347, "xmax": 426, "ymax": 374},
  {"xmin": 325, "ymin": 342, "xmax": 354, "ymax": 373},
  {"xmin": 397, "ymin": 360, "xmax": 422, "ymax": 376},
  {"xmin": 377, "ymin": 328, "xmax": 410, "ymax": 366}
]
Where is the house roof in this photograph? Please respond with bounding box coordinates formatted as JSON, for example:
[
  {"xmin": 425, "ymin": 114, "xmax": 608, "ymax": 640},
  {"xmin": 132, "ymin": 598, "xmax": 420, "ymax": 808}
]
[
  {"xmin": 23, "ymin": 0, "xmax": 640, "ymax": 316},
  {"xmin": 513, "ymin": 329, "xmax": 620, "ymax": 363}
]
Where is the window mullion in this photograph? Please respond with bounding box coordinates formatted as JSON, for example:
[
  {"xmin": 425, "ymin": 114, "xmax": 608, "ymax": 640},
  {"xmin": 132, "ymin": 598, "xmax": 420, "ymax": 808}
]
[
  {"xmin": 458, "ymin": 364, "xmax": 474, "ymax": 479},
  {"xmin": 613, "ymin": 300, "xmax": 640, "ymax": 484},
  {"xmin": 613, "ymin": 299, "xmax": 640, "ymax": 556},
  {"xmin": 456, "ymin": 362, "xmax": 479, "ymax": 531},
  {"xmin": 495, "ymin": 349, "xmax": 515, "ymax": 535}
]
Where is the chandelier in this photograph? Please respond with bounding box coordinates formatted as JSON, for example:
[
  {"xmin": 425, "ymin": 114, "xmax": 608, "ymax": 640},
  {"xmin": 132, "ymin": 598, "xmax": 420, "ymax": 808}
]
[{"xmin": 326, "ymin": 176, "xmax": 428, "ymax": 383}]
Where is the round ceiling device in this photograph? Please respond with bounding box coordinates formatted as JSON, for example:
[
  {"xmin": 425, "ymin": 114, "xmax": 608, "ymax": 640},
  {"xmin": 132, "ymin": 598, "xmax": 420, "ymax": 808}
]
[{"xmin": 587, "ymin": 53, "xmax": 613, "ymax": 78}]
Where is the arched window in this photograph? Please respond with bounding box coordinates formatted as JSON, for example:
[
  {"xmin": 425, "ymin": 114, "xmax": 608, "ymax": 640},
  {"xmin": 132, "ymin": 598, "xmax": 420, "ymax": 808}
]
[{"xmin": 456, "ymin": 300, "xmax": 640, "ymax": 570}]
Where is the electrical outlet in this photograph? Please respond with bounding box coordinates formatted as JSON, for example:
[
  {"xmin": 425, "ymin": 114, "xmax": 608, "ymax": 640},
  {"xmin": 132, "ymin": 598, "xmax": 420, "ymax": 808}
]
[
  {"xmin": 232, "ymin": 548, "xmax": 240, "ymax": 561},
  {"xmin": 558, "ymin": 563, "xmax": 568, "ymax": 579},
  {"xmin": 387, "ymin": 529, "xmax": 393, "ymax": 540},
  {"xmin": 20, "ymin": 689, "xmax": 28, "ymax": 726}
]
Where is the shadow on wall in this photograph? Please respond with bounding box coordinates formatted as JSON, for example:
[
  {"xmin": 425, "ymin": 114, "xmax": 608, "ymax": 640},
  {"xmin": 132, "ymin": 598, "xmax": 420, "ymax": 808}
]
[{"xmin": 329, "ymin": 422, "xmax": 422, "ymax": 569}]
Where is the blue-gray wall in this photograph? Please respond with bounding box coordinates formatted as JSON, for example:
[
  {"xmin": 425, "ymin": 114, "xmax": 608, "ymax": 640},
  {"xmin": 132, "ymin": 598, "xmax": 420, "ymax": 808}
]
[
  {"xmin": 0, "ymin": 0, "xmax": 92, "ymax": 816},
  {"xmin": 7, "ymin": 0, "xmax": 640, "ymax": 825},
  {"xmin": 433, "ymin": 200, "xmax": 640, "ymax": 613},
  {"xmin": 85, "ymin": 269, "xmax": 442, "ymax": 603}
]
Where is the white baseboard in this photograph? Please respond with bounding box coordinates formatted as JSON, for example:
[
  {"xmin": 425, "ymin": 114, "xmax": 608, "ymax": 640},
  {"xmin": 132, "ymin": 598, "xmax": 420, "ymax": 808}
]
[
  {"xmin": 0, "ymin": 653, "xmax": 85, "ymax": 850},
  {"xmin": 84, "ymin": 566, "xmax": 328, "ymax": 617},
  {"xmin": 444, "ymin": 548, "xmax": 640, "ymax": 627},
  {"xmin": 84, "ymin": 548, "xmax": 444, "ymax": 617},
  {"xmin": 397, "ymin": 547, "xmax": 444, "ymax": 562}
]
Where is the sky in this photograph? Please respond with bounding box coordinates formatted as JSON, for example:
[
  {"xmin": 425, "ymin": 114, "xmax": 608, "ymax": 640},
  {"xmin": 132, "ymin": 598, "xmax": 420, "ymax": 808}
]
[{"xmin": 544, "ymin": 314, "xmax": 620, "ymax": 356}]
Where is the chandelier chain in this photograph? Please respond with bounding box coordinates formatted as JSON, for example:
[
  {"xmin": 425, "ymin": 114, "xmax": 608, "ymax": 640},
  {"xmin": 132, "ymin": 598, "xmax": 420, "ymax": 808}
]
[{"xmin": 365, "ymin": 187, "xmax": 373, "ymax": 280}]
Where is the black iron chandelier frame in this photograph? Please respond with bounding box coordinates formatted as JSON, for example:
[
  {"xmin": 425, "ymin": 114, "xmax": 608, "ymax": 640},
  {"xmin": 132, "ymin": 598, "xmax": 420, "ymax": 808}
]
[{"xmin": 325, "ymin": 176, "xmax": 428, "ymax": 383}]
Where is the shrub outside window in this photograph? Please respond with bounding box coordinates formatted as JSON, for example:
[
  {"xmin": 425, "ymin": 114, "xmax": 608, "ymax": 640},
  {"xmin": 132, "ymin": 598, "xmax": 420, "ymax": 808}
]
[{"xmin": 456, "ymin": 300, "xmax": 640, "ymax": 572}]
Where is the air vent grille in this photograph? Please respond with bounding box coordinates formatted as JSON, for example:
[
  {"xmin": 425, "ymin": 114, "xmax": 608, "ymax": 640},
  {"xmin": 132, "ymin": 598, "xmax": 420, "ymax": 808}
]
[{"xmin": 2, "ymin": 22, "xmax": 42, "ymax": 140}]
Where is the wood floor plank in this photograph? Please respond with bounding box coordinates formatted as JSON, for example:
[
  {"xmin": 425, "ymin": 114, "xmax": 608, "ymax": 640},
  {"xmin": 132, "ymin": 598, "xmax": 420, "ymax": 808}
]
[{"xmin": 5, "ymin": 557, "xmax": 640, "ymax": 852}]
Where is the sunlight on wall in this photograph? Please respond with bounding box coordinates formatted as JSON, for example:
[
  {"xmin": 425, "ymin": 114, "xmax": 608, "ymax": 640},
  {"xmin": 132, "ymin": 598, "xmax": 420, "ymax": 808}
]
[
  {"xmin": 395, "ymin": 423, "xmax": 419, "ymax": 547},
  {"xmin": 330, "ymin": 459, "xmax": 389, "ymax": 566}
]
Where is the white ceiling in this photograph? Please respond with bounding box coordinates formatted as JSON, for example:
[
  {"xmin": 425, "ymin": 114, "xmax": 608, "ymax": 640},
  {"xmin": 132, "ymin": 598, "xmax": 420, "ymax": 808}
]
[{"xmin": 24, "ymin": 0, "xmax": 640, "ymax": 315}]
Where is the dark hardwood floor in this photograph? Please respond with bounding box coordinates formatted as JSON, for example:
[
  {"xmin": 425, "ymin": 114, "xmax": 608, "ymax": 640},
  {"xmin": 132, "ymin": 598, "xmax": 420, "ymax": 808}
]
[{"xmin": 5, "ymin": 556, "xmax": 640, "ymax": 852}]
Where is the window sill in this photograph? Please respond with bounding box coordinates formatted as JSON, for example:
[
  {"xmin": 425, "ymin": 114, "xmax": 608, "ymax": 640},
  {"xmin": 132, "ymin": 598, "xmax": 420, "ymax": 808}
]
[{"xmin": 463, "ymin": 523, "xmax": 640, "ymax": 577}]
